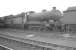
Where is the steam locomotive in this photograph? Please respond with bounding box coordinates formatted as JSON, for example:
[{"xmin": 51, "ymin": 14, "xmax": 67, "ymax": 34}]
[{"xmin": 24, "ymin": 11, "xmax": 64, "ymax": 32}]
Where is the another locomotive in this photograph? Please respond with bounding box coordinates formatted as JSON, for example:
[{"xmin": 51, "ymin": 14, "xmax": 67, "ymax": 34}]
[{"xmin": 61, "ymin": 7, "xmax": 76, "ymax": 33}]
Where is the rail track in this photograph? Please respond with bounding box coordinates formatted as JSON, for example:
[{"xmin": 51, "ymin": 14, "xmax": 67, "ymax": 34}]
[
  {"xmin": 0, "ymin": 29, "xmax": 76, "ymax": 50},
  {"xmin": 0, "ymin": 37, "xmax": 55, "ymax": 50}
]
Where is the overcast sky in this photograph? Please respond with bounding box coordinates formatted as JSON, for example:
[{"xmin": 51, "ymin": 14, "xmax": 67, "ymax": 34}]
[{"xmin": 0, "ymin": 0, "xmax": 76, "ymax": 17}]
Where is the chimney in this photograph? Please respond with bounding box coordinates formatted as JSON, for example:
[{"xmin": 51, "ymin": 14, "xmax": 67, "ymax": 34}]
[{"xmin": 53, "ymin": 7, "xmax": 56, "ymax": 10}]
